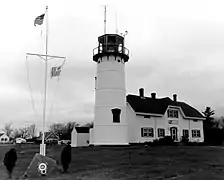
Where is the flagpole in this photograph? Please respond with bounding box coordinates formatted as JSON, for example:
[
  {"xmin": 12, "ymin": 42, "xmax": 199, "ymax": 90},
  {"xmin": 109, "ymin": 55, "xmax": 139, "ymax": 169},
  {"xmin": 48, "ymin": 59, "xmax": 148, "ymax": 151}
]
[
  {"xmin": 28, "ymin": 7, "xmax": 66, "ymax": 156},
  {"xmin": 104, "ymin": 5, "xmax": 106, "ymax": 34},
  {"xmin": 41, "ymin": 5, "xmax": 48, "ymax": 156}
]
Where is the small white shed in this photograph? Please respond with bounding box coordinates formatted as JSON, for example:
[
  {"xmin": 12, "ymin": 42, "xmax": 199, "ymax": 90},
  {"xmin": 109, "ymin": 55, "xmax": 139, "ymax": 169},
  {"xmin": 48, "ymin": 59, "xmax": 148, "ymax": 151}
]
[
  {"xmin": 0, "ymin": 133, "xmax": 10, "ymax": 143},
  {"xmin": 71, "ymin": 127, "xmax": 90, "ymax": 147}
]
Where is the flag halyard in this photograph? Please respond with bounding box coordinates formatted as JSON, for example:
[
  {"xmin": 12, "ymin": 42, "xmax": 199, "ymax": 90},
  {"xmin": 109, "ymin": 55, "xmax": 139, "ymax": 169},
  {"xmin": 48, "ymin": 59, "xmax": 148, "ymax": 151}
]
[{"xmin": 34, "ymin": 14, "xmax": 45, "ymax": 26}]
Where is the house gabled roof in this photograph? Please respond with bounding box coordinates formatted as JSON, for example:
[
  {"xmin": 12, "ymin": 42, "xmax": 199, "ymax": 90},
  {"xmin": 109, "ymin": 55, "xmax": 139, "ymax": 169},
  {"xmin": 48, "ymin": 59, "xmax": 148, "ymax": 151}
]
[
  {"xmin": 127, "ymin": 94, "xmax": 205, "ymax": 119},
  {"xmin": 45, "ymin": 132, "xmax": 59, "ymax": 140},
  {"xmin": 38, "ymin": 132, "xmax": 59, "ymax": 140}
]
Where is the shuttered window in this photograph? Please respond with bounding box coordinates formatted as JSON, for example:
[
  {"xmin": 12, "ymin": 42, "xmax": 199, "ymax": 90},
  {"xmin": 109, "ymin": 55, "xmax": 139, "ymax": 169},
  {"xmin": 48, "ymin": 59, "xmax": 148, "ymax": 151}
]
[
  {"xmin": 141, "ymin": 127, "xmax": 154, "ymax": 137},
  {"xmin": 183, "ymin": 129, "xmax": 189, "ymax": 138},
  {"xmin": 192, "ymin": 130, "xmax": 200, "ymax": 138},
  {"xmin": 168, "ymin": 109, "xmax": 179, "ymax": 118},
  {"xmin": 158, "ymin": 128, "xmax": 165, "ymax": 137}
]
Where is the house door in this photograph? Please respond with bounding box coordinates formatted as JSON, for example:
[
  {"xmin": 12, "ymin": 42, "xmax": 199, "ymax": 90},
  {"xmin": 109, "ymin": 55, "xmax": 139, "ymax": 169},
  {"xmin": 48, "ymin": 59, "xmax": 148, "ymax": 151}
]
[{"xmin": 170, "ymin": 127, "xmax": 178, "ymax": 141}]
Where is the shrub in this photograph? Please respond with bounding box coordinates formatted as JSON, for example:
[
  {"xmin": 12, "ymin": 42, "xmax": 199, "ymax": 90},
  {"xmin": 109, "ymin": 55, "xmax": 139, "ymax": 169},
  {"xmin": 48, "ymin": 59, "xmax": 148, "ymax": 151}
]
[
  {"xmin": 151, "ymin": 136, "xmax": 175, "ymax": 146},
  {"xmin": 152, "ymin": 139, "xmax": 160, "ymax": 146},
  {"xmin": 186, "ymin": 141, "xmax": 205, "ymax": 146},
  {"xmin": 160, "ymin": 136, "xmax": 175, "ymax": 145},
  {"xmin": 181, "ymin": 136, "xmax": 189, "ymax": 145}
]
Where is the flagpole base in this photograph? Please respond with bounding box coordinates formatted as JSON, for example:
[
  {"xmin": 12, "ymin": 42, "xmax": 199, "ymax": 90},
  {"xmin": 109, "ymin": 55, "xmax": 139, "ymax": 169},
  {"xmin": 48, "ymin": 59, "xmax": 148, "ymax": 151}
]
[
  {"xmin": 23, "ymin": 153, "xmax": 59, "ymax": 178},
  {"xmin": 40, "ymin": 144, "xmax": 46, "ymax": 156}
]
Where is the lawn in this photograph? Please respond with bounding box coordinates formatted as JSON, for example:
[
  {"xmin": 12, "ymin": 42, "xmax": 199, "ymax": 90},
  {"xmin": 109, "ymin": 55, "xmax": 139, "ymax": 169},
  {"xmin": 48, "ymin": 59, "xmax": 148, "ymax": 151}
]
[{"xmin": 1, "ymin": 144, "xmax": 224, "ymax": 179}]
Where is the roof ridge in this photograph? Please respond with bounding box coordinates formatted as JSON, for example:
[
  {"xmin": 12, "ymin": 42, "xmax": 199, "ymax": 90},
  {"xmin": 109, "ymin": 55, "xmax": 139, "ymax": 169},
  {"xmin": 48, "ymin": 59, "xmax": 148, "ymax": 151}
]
[
  {"xmin": 127, "ymin": 94, "xmax": 172, "ymax": 100},
  {"xmin": 127, "ymin": 94, "xmax": 204, "ymax": 119}
]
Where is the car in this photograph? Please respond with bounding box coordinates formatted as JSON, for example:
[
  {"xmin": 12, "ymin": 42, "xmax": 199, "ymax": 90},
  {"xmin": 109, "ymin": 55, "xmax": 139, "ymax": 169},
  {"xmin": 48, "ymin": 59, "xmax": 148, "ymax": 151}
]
[
  {"xmin": 46, "ymin": 138, "xmax": 58, "ymax": 145},
  {"xmin": 16, "ymin": 138, "xmax": 26, "ymax": 144},
  {"xmin": 58, "ymin": 140, "xmax": 71, "ymax": 145}
]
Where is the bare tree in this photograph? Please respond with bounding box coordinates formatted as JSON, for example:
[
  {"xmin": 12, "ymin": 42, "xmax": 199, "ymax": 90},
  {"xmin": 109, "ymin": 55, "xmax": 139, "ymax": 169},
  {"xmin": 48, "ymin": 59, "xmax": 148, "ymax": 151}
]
[
  {"xmin": 82, "ymin": 121, "xmax": 94, "ymax": 128},
  {"xmin": 49, "ymin": 123, "xmax": 64, "ymax": 134},
  {"xmin": 214, "ymin": 116, "xmax": 224, "ymax": 129},
  {"xmin": 11, "ymin": 129, "xmax": 22, "ymax": 139},
  {"xmin": 2, "ymin": 123, "xmax": 13, "ymax": 137},
  {"xmin": 27, "ymin": 124, "xmax": 37, "ymax": 138},
  {"xmin": 49, "ymin": 121, "xmax": 79, "ymax": 140},
  {"xmin": 65, "ymin": 121, "xmax": 79, "ymax": 133},
  {"xmin": 19, "ymin": 127, "xmax": 29, "ymax": 139}
]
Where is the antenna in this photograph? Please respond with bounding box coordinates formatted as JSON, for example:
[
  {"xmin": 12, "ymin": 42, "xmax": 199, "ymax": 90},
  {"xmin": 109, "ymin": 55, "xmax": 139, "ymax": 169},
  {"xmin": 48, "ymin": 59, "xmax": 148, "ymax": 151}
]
[
  {"xmin": 115, "ymin": 11, "xmax": 118, "ymax": 34},
  {"xmin": 104, "ymin": 5, "xmax": 107, "ymax": 34}
]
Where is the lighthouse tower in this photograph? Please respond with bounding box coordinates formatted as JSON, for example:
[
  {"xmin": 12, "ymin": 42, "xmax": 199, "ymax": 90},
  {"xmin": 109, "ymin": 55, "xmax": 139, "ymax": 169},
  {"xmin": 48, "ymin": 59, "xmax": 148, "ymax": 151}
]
[{"xmin": 91, "ymin": 34, "xmax": 129, "ymax": 145}]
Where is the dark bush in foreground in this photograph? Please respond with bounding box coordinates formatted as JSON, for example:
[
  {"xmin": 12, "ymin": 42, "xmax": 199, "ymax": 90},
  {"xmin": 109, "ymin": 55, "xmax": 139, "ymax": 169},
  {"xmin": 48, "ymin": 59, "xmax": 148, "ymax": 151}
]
[
  {"xmin": 185, "ymin": 142, "xmax": 206, "ymax": 146},
  {"xmin": 145, "ymin": 136, "xmax": 175, "ymax": 146},
  {"xmin": 181, "ymin": 136, "xmax": 189, "ymax": 145},
  {"xmin": 158, "ymin": 136, "xmax": 175, "ymax": 145},
  {"xmin": 204, "ymin": 128, "xmax": 224, "ymax": 145}
]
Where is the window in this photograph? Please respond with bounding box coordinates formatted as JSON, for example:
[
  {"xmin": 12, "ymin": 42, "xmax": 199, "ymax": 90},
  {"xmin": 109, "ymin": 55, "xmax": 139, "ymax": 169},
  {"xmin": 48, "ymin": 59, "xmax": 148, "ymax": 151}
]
[
  {"xmin": 183, "ymin": 129, "xmax": 189, "ymax": 138},
  {"xmin": 158, "ymin": 128, "xmax": 165, "ymax": 137},
  {"xmin": 111, "ymin": 108, "xmax": 121, "ymax": 123},
  {"xmin": 192, "ymin": 130, "xmax": 200, "ymax": 138},
  {"xmin": 99, "ymin": 43, "xmax": 103, "ymax": 53},
  {"xmin": 168, "ymin": 109, "xmax": 179, "ymax": 118},
  {"xmin": 118, "ymin": 44, "xmax": 122, "ymax": 52},
  {"xmin": 107, "ymin": 36, "xmax": 117, "ymax": 52},
  {"xmin": 173, "ymin": 110, "xmax": 178, "ymax": 118},
  {"xmin": 141, "ymin": 127, "xmax": 154, "ymax": 137},
  {"xmin": 95, "ymin": 77, "xmax": 97, "ymax": 90},
  {"xmin": 1, "ymin": 138, "xmax": 4, "ymax": 141}
]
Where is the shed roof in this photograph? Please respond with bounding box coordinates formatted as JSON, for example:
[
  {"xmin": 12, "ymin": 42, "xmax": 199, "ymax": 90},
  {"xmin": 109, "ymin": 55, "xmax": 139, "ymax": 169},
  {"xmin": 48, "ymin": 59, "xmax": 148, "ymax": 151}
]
[{"xmin": 75, "ymin": 127, "xmax": 90, "ymax": 133}]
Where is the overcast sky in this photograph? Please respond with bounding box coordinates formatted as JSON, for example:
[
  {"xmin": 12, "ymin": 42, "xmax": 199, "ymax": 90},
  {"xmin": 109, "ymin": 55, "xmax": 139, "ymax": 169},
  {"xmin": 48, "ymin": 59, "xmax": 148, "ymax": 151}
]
[{"xmin": 1, "ymin": 0, "xmax": 224, "ymax": 131}]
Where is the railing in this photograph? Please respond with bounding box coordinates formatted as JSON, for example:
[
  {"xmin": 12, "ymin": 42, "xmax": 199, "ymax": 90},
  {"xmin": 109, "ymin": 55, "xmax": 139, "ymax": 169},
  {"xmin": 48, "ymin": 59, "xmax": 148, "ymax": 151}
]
[{"xmin": 93, "ymin": 44, "xmax": 129, "ymax": 57}]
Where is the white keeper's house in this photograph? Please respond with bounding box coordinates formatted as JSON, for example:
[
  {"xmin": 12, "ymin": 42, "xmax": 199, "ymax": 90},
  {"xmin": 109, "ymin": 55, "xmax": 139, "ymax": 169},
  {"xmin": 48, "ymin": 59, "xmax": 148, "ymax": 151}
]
[
  {"xmin": 89, "ymin": 33, "xmax": 205, "ymax": 146},
  {"xmin": 126, "ymin": 89, "xmax": 205, "ymax": 143}
]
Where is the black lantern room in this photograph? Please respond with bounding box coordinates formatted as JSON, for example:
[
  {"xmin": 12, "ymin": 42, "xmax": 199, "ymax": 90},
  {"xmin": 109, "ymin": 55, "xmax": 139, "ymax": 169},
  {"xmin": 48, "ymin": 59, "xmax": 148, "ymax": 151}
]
[{"xmin": 93, "ymin": 34, "xmax": 129, "ymax": 62}]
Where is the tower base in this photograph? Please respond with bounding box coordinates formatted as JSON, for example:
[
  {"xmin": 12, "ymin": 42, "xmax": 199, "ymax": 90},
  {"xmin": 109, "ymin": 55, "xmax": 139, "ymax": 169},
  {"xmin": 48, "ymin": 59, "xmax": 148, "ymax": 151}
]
[
  {"xmin": 92, "ymin": 142, "xmax": 129, "ymax": 146},
  {"xmin": 91, "ymin": 125, "xmax": 128, "ymax": 145}
]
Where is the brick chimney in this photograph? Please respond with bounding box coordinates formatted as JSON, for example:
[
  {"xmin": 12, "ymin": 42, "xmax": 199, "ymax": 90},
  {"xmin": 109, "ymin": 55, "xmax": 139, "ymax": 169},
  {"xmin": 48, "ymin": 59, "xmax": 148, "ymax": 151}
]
[
  {"xmin": 173, "ymin": 94, "xmax": 177, "ymax": 102},
  {"xmin": 139, "ymin": 88, "xmax": 144, "ymax": 97},
  {"xmin": 151, "ymin": 92, "xmax": 156, "ymax": 99}
]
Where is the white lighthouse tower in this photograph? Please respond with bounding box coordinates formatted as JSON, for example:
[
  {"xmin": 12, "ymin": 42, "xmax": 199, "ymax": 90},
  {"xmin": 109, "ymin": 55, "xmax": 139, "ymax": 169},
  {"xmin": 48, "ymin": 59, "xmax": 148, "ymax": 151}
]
[{"xmin": 91, "ymin": 34, "xmax": 129, "ymax": 145}]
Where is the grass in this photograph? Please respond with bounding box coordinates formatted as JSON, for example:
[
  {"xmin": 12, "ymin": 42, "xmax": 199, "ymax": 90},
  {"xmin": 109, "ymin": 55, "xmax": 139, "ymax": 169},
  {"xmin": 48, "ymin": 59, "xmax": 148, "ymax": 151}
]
[{"xmin": 1, "ymin": 144, "xmax": 224, "ymax": 179}]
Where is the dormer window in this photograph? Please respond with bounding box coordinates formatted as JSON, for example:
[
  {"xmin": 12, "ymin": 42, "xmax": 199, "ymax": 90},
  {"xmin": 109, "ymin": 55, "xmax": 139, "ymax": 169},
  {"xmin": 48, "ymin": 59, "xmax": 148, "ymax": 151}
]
[{"xmin": 168, "ymin": 109, "xmax": 179, "ymax": 118}]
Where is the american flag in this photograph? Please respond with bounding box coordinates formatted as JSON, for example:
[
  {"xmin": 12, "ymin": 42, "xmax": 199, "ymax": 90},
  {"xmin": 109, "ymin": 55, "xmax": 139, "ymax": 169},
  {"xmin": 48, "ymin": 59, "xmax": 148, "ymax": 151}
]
[
  {"xmin": 34, "ymin": 14, "xmax": 45, "ymax": 26},
  {"xmin": 51, "ymin": 66, "xmax": 62, "ymax": 78}
]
